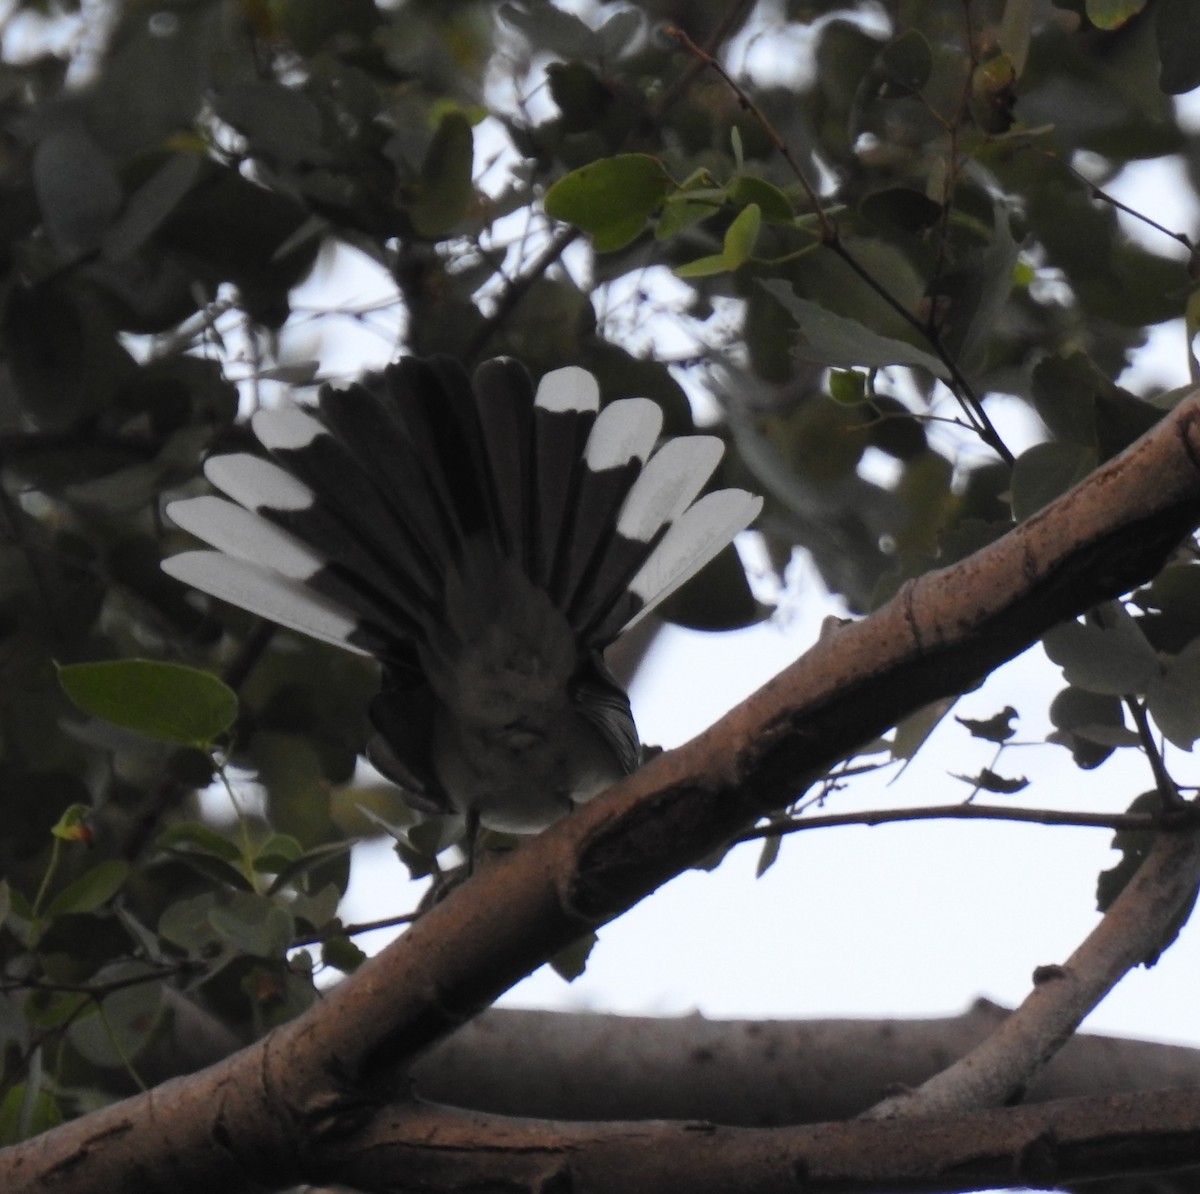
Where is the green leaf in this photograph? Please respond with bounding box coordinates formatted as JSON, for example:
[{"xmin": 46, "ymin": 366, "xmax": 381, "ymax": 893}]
[
  {"xmin": 829, "ymin": 369, "xmax": 869, "ymax": 405},
  {"xmin": 969, "ymin": 52, "xmax": 1018, "ymax": 133},
  {"xmin": 1086, "ymin": 0, "xmax": 1147, "ymax": 30},
  {"xmin": 1156, "ymin": 0, "xmax": 1200, "ymax": 93},
  {"xmin": 934, "ymin": 205, "xmax": 1019, "ymax": 375},
  {"xmin": 411, "ymin": 110, "xmax": 475, "ymax": 238},
  {"xmin": 681, "ymin": 202, "xmax": 763, "ymax": 276},
  {"xmin": 759, "ymin": 280, "xmax": 951, "ymax": 377},
  {"xmin": 290, "ymin": 883, "xmax": 342, "ymax": 932},
  {"xmin": 755, "ymin": 826, "xmax": 783, "ymax": 877},
  {"xmin": 673, "ymin": 251, "xmax": 729, "ymax": 278},
  {"xmin": 595, "ymin": 8, "xmax": 643, "ymax": 59},
  {"xmin": 859, "ymin": 187, "xmax": 943, "ymax": 234},
  {"xmin": 156, "ymin": 821, "xmax": 242, "ymax": 865},
  {"xmin": 1043, "ymin": 609, "xmax": 1159, "ymax": 696},
  {"xmin": 0, "ymin": 1084, "xmax": 63, "ymax": 1147},
  {"xmin": 207, "ymin": 893, "xmax": 294, "ymax": 958},
  {"xmin": 500, "ymin": 1, "xmax": 599, "ymax": 59},
  {"xmin": 104, "ymin": 151, "xmax": 202, "ymax": 262},
  {"xmin": 544, "ymin": 153, "xmax": 672, "ymax": 252},
  {"xmin": 722, "ymin": 202, "xmax": 761, "ymax": 269},
  {"xmin": 1096, "ymin": 792, "xmax": 1153, "ymax": 907},
  {"xmin": 322, "ymin": 935, "xmax": 368, "ymax": 974},
  {"xmin": 1048, "ymin": 687, "xmax": 1136, "ymax": 768},
  {"xmin": 891, "ymin": 698, "xmax": 956, "ymax": 763},
  {"xmin": 275, "ymin": 0, "xmax": 381, "ymax": 54},
  {"xmin": 879, "ymin": 29, "xmax": 933, "ymax": 94},
  {"xmin": 33, "ymin": 124, "xmax": 122, "ymax": 257},
  {"xmin": 68, "ymin": 965, "xmax": 164, "ymax": 1068},
  {"xmin": 50, "ymin": 804, "xmax": 94, "ymax": 844},
  {"xmin": 58, "ymin": 659, "xmax": 237, "ymax": 748},
  {"xmin": 999, "ymin": 0, "xmax": 1034, "ymax": 77},
  {"xmin": 159, "ymin": 894, "xmax": 220, "ymax": 953},
  {"xmin": 1146, "ymin": 638, "xmax": 1200, "ymax": 749},
  {"xmin": 1031, "ymin": 352, "xmax": 1161, "ymax": 458},
  {"xmin": 1010, "ymin": 441, "xmax": 1098, "ymax": 521},
  {"xmin": 727, "ymin": 175, "xmax": 793, "ymax": 222},
  {"xmin": 549, "ymin": 932, "xmax": 596, "ymax": 982},
  {"xmin": 211, "ymin": 82, "xmax": 325, "ymax": 171},
  {"xmin": 4, "ymin": 280, "xmax": 137, "ymax": 430},
  {"xmin": 264, "ymin": 840, "xmax": 355, "ymax": 896},
  {"xmin": 165, "ymin": 850, "xmax": 254, "ymax": 892},
  {"xmin": 46, "ymin": 861, "xmax": 129, "ymax": 918},
  {"xmin": 657, "ymin": 191, "xmax": 720, "ymax": 239},
  {"xmin": 252, "ymin": 834, "xmax": 303, "ymax": 873}
]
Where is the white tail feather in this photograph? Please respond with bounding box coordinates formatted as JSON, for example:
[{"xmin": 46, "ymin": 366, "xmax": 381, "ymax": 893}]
[
  {"xmin": 204, "ymin": 453, "xmax": 314, "ymax": 512},
  {"xmin": 623, "ymin": 489, "xmax": 763, "ymax": 630},
  {"xmin": 167, "ymin": 496, "xmax": 324, "ymax": 580},
  {"xmin": 534, "ymin": 365, "xmax": 600, "ymax": 413},
  {"xmin": 251, "ymin": 406, "xmax": 326, "ymax": 451},
  {"xmin": 616, "ymin": 437, "xmax": 725, "ymax": 542},
  {"xmin": 161, "ymin": 551, "xmax": 369, "ymax": 653},
  {"xmin": 584, "ymin": 397, "xmax": 662, "ymax": 470}
]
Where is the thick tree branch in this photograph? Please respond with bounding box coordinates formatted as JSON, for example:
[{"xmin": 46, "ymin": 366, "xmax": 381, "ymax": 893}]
[
  {"xmin": 323, "ymin": 1088, "xmax": 1200, "ymax": 1194},
  {"xmin": 6, "ymin": 396, "xmax": 1200, "ymax": 1192},
  {"xmin": 410, "ymin": 1003, "xmax": 1200, "ymax": 1126},
  {"xmin": 117, "ymin": 1000, "xmax": 1200, "ymax": 1127}
]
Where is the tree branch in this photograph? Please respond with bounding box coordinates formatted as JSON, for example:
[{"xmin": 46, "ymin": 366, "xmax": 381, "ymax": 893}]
[
  {"xmin": 865, "ymin": 817, "xmax": 1200, "ymax": 1119},
  {"xmin": 7, "ymin": 394, "xmax": 1200, "ymax": 1192},
  {"xmin": 323, "ymin": 1088, "xmax": 1200, "ymax": 1194},
  {"xmin": 409, "ymin": 1002, "xmax": 1200, "ymax": 1127},
  {"xmin": 107, "ymin": 999, "xmax": 1200, "ymax": 1128}
]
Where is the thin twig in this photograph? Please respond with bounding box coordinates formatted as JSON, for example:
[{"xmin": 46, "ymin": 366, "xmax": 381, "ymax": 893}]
[
  {"xmin": 1040, "ymin": 149, "xmax": 1197, "ymax": 260},
  {"xmin": 653, "ymin": 0, "xmax": 765, "ymax": 117},
  {"xmin": 735, "ymin": 801, "xmax": 1194, "ymax": 844},
  {"xmin": 1124, "ymin": 694, "xmax": 1185, "ymax": 810},
  {"xmin": 293, "ymin": 910, "xmax": 420, "ymax": 949}
]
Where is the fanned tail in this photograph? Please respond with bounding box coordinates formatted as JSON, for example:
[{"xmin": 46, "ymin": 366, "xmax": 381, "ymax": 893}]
[{"xmin": 163, "ymin": 355, "xmax": 761, "ymax": 673}]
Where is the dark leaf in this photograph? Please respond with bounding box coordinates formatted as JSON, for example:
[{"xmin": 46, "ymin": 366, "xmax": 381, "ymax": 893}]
[
  {"xmin": 953, "ymin": 768, "xmax": 1028, "ymax": 795},
  {"xmin": 956, "ymin": 707, "xmax": 1018, "ymax": 743},
  {"xmin": 411, "ymin": 110, "xmax": 475, "ymax": 238},
  {"xmin": 760, "ymin": 280, "xmax": 950, "ymax": 377},
  {"xmin": 549, "ymin": 932, "xmax": 596, "ymax": 981},
  {"xmin": 1155, "ymin": 0, "xmax": 1200, "ymax": 92},
  {"xmin": 1048, "ymin": 687, "xmax": 1135, "ymax": 768},
  {"xmin": 879, "ymin": 29, "xmax": 933, "ymax": 95}
]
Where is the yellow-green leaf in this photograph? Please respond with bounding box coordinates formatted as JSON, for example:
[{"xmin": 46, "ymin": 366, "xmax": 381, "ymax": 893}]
[
  {"xmin": 1085, "ymin": 0, "xmax": 1146, "ymax": 30},
  {"xmin": 545, "ymin": 154, "xmax": 672, "ymax": 252},
  {"xmin": 722, "ymin": 202, "xmax": 761, "ymax": 269}
]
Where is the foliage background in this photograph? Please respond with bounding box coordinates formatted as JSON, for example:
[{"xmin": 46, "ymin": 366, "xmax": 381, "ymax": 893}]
[{"xmin": 1, "ymin": 0, "xmax": 1200, "ymax": 1147}]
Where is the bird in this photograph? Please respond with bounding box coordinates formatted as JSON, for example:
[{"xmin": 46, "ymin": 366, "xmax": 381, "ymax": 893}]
[{"xmin": 162, "ymin": 356, "xmax": 762, "ymax": 836}]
